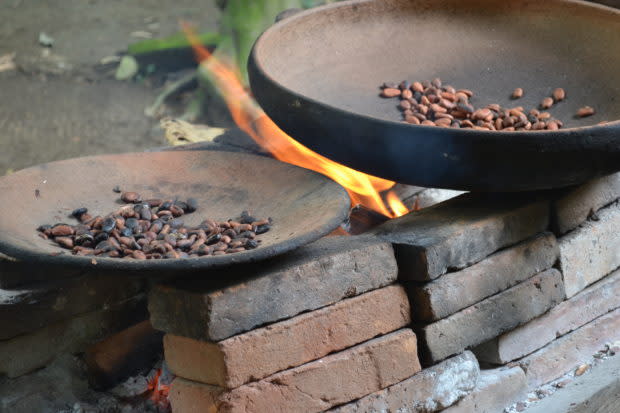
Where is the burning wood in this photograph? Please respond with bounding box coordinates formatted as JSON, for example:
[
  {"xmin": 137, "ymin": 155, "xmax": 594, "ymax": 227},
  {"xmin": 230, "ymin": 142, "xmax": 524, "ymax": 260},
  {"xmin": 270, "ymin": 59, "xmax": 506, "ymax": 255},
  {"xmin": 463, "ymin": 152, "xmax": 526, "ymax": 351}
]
[
  {"xmin": 147, "ymin": 367, "xmax": 171, "ymax": 407},
  {"xmin": 86, "ymin": 321, "xmax": 164, "ymax": 390},
  {"xmin": 108, "ymin": 360, "xmax": 173, "ymax": 412},
  {"xmin": 345, "ymin": 204, "xmax": 390, "ymax": 235}
]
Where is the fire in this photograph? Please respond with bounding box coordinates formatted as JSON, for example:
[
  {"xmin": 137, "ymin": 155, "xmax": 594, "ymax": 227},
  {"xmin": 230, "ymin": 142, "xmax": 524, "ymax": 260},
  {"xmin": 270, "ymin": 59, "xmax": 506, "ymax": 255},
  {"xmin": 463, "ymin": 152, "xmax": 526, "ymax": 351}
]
[
  {"xmin": 386, "ymin": 191, "xmax": 409, "ymax": 217},
  {"xmin": 147, "ymin": 368, "xmax": 170, "ymax": 403},
  {"xmin": 182, "ymin": 24, "xmax": 409, "ymax": 218}
]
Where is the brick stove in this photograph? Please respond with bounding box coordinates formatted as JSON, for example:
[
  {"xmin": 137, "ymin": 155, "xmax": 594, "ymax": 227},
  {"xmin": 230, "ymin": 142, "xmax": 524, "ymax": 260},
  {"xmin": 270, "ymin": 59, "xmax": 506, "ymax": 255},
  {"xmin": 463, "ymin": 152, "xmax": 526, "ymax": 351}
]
[{"xmin": 1, "ymin": 145, "xmax": 620, "ymax": 412}]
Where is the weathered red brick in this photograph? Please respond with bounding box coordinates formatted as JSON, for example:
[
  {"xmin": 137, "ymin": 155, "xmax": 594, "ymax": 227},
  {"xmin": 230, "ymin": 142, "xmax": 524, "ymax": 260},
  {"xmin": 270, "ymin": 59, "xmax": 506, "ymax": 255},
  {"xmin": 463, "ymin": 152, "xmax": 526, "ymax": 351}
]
[
  {"xmin": 420, "ymin": 269, "xmax": 564, "ymax": 363},
  {"xmin": 149, "ymin": 236, "xmax": 397, "ymax": 341},
  {"xmin": 551, "ymin": 171, "xmax": 620, "ymax": 235},
  {"xmin": 408, "ymin": 233, "xmax": 558, "ymax": 322},
  {"xmin": 165, "ymin": 285, "xmax": 410, "ymax": 388},
  {"xmin": 0, "ymin": 259, "xmax": 94, "ymax": 288},
  {"xmin": 373, "ymin": 193, "xmax": 549, "ymax": 280},
  {"xmin": 328, "ymin": 351, "xmax": 479, "ymax": 413},
  {"xmin": 522, "ymin": 353, "xmax": 620, "ymax": 413},
  {"xmin": 0, "ymin": 274, "xmax": 145, "ymax": 340},
  {"xmin": 442, "ymin": 367, "xmax": 527, "ymax": 413},
  {"xmin": 558, "ymin": 201, "xmax": 620, "ymax": 297},
  {"xmin": 475, "ymin": 269, "xmax": 620, "ymax": 364},
  {"xmin": 85, "ymin": 320, "xmax": 163, "ymax": 389},
  {"xmin": 0, "ymin": 295, "xmax": 147, "ymax": 378},
  {"xmin": 517, "ymin": 308, "xmax": 620, "ymax": 388},
  {"xmin": 169, "ymin": 329, "xmax": 421, "ymax": 413},
  {"xmin": 167, "ymin": 379, "xmax": 222, "ymax": 413}
]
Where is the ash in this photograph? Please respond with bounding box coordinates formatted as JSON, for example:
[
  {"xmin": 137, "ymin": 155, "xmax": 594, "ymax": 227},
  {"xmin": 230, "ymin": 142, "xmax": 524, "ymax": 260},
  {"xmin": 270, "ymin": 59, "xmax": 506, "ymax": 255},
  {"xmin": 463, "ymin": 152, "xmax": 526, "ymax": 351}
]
[
  {"xmin": 504, "ymin": 341, "xmax": 620, "ymax": 413},
  {"xmin": 0, "ymin": 354, "xmax": 173, "ymax": 413}
]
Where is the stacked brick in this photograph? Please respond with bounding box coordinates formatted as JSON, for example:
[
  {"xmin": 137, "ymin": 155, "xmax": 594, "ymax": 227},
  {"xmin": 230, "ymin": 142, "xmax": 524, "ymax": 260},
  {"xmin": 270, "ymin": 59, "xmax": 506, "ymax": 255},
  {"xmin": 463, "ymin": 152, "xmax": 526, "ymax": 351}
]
[
  {"xmin": 151, "ymin": 172, "xmax": 620, "ymax": 412},
  {"xmin": 149, "ymin": 237, "xmax": 481, "ymax": 412},
  {"xmin": 375, "ymin": 193, "xmax": 564, "ymax": 362},
  {"xmin": 472, "ymin": 172, "xmax": 620, "ymax": 388},
  {"xmin": 368, "ymin": 193, "xmax": 558, "ymax": 411},
  {"xmin": 372, "ymin": 174, "xmax": 620, "ymax": 409},
  {"xmin": 0, "ymin": 265, "xmax": 149, "ymax": 378}
]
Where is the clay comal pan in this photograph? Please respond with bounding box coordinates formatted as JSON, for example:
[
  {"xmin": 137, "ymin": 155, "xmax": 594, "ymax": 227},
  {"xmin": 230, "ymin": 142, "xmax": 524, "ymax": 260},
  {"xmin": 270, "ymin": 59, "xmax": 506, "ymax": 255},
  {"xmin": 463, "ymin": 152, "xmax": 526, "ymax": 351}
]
[
  {"xmin": 0, "ymin": 151, "xmax": 349, "ymax": 273},
  {"xmin": 249, "ymin": 0, "xmax": 620, "ymax": 191}
]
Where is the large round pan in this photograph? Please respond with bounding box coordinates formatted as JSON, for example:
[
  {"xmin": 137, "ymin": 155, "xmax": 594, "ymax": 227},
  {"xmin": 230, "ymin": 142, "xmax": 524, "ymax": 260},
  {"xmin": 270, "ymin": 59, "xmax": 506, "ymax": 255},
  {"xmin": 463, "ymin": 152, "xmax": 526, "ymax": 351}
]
[
  {"xmin": 0, "ymin": 151, "xmax": 349, "ymax": 273},
  {"xmin": 248, "ymin": 0, "xmax": 620, "ymax": 191}
]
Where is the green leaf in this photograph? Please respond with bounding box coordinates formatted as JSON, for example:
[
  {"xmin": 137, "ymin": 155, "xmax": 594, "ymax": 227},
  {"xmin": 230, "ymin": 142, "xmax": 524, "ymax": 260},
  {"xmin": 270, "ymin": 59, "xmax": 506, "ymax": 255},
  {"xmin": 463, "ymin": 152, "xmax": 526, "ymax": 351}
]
[
  {"xmin": 127, "ymin": 32, "xmax": 221, "ymax": 56},
  {"xmin": 219, "ymin": 0, "xmax": 308, "ymax": 84},
  {"xmin": 115, "ymin": 56, "xmax": 139, "ymax": 80}
]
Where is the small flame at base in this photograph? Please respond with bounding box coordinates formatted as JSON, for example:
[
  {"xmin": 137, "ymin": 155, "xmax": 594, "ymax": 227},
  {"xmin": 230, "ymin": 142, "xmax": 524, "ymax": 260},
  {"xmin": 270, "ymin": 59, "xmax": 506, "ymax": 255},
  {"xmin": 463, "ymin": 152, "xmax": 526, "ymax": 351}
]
[
  {"xmin": 386, "ymin": 191, "xmax": 409, "ymax": 217},
  {"xmin": 147, "ymin": 368, "xmax": 170, "ymax": 404},
  {"xmin": 182, "ymin": 24, "xmax": 409, "ymax": 218}
]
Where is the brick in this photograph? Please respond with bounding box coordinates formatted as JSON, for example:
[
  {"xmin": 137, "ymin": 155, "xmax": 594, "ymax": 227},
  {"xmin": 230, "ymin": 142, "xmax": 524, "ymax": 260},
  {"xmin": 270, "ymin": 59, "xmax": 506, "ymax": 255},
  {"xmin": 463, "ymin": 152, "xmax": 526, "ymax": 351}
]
[
  {"xmin": 168, "ymin": 379, "xmax": 222, "ymax": 413},
  {"xmin": 442, "ymin": 367, "xmax": 527, "ymax": 413},
  {"xmin": 0, "ymin": 295, "xmax": 147, "ymax": 378},
  {"xmin": 475, "ymin": 269, "xmax": 620, "ymax": 364},
  {"xmin": 408, "ymin": 233, "xmax": 558, "ymax": 322},
  {"xmin": 168, "ymin": 329, "xmax": 421, "ymax": 413},
  {"xmin": 559, "ymin": 201, "xmax": 620, "ymax": 297},
  {"xmin": 0, "ymin": 274, "xmax": 145, "ymax": 340},
  {"xmin": 0, "ymin": 259, "xmax": 88, "ymax": 288},
  {"xmin": 85, "ymin": 320, "xmax": 163, "ymax": 390},
  {"xmin": 346, "ymin": 205, "xmax": 389, "ymax": 235},
  {"xmin": 596, "ymin": 0, "xmax": 620, "ymax": 9},
  {"xmin": 419, "ymin": 269, "xmax": 565, "ymax": 363},
  {"xmin": 0, "ymin": 355, "xmax": 80, "ymax": 413},
  {"xmin": 551, "ymin": 172, "xmax": 620, "ymax": 235},
  {"xmin": 517, "ymin": 308, "xmax": 620, "ymax": 388},
  {"xmin": 165, "ymin": 285, "xmax": 410, "ymax": 388},
  {"xmin": 392, "ymin": 184, "xmax": 425, "ymax": 207},
  {"xmin": 524, "ymin": 353, "xmax": 620, "ymax": 413},
  {"xmin": 373, "ymin": 193, "xmax": 549, "ymax": 280},
  {"xmin": 400, "ymin": 187, "xmax": 465, "ymax": 210},
  {"xmin": 149, "ymin": 236, "xmax": 397, "ymax": 341},
  {"xmin": 414, "ymin": 188, "xmax": 466, "ymax": 209},
  {"xmin": 328, "ymin": 351, "xmax": 479, "ymax": 413}
]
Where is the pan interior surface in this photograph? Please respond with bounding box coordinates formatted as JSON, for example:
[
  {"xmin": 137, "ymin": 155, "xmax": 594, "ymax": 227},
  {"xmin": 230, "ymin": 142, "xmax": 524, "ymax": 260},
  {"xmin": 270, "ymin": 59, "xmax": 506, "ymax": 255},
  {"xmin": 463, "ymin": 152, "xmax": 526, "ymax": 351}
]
[
  {"xmin": 255, "ymin": 0, "xmax": 620, "ymax": 128},
  {"xmin": 0, "ymin": 151, "xmax": 350, "ymax": 271}
]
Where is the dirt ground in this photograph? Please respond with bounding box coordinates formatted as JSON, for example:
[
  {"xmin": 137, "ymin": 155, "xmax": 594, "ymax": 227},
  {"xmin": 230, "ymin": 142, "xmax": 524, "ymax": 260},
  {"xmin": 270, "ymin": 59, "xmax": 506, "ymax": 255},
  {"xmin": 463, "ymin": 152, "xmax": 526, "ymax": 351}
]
[{"xmin": 0, "ymin": 0, "xmax": 221, "ymax": 174}]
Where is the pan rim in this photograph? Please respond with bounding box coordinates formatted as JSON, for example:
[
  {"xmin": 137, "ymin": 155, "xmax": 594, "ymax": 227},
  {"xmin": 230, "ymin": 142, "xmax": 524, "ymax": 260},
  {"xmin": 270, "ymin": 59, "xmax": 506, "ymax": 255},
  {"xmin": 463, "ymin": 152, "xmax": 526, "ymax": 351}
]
[{"xmin": 250, "ymin": 0, "xmax": 620, "ymax": 139}]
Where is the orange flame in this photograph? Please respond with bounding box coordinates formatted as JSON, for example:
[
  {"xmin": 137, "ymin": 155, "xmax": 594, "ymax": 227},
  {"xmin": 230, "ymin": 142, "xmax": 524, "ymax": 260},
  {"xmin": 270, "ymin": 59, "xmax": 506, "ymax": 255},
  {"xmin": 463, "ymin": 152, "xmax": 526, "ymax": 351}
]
[
  {"xmin": 182, "ymin": 24, "xmax": 409, "ymax": 218},
  {"xmin": 386, "ymin": 191, "xmax": 409, "ymax": 217},
  {"xmin": 147, "ymin": 368, "xmax": 170, "ymax": 403}
]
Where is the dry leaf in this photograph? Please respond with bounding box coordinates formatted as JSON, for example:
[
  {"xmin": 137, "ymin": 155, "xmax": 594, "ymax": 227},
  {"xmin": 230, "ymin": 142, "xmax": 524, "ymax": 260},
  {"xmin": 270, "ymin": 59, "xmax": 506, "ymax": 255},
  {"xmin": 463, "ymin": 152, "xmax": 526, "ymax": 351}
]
[
  {"xmin": 574, "ymin": 364, "xmax": 589, "ymax": 376},
  {"xmin": 160, "ymin": 118, "xmax": 226, "ymax": 146},
  {"xmin": 0, "ymin": 53, "xmax": 17, "ymax": 72}
]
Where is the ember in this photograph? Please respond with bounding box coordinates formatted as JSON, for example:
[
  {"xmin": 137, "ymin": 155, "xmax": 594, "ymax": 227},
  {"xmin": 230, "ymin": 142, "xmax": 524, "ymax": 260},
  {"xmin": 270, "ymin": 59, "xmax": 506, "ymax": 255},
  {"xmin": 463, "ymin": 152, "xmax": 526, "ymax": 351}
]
[{"xmin": 147, "ymin": 368, "xmax": 171, "ymax": 405}]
